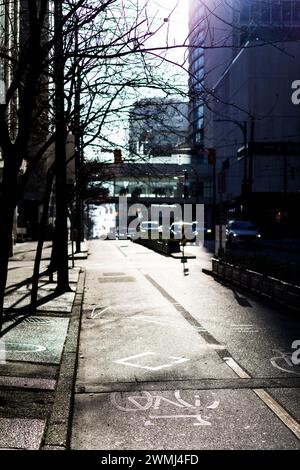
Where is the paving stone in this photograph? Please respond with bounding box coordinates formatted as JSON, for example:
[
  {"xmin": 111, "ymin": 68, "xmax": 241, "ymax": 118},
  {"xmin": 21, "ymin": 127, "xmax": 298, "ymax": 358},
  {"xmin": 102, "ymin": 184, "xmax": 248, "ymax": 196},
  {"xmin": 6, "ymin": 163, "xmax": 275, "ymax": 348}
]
[
  {"xmin": 0, "ymin": 317, "xmax": 69, "ymax": 364},
  {"xmin": 0, "ymin": 417, "xmax": 46, "ymax": 450}
]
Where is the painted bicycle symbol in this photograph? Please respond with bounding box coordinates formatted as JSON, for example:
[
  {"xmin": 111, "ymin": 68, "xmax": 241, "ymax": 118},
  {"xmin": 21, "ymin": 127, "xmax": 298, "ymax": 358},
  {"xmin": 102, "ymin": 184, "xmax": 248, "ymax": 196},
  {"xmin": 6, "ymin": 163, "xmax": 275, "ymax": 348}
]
[
  {"xmin": 270, "ymin": 349, "xmax": 300, "ymax": 375},
  {"xmin": 111, "ymin": 390, "xmax": 220, "ymax": 427}
]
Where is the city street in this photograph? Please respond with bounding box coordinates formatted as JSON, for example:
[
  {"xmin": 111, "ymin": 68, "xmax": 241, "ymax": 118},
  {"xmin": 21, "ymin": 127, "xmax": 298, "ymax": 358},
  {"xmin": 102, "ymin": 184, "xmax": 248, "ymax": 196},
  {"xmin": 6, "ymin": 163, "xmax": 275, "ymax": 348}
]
[
  {"xmin": 71, "ymin": 240, "xmax": 300, "ymax": 450},
  {"xmin": 1, "ymin": 0, "xmax": 300, "ymax": 461}
]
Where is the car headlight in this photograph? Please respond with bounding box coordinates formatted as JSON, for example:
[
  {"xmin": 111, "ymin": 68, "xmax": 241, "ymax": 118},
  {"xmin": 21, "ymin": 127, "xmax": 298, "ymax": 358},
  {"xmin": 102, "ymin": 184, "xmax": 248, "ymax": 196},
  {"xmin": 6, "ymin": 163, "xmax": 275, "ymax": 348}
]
[
  {"xmin": 207, "ymin": 229, "xmax": 212, "ymax": 233},
  {"xmin": 256, "ymin": 234, "xmax": 261, "ymax": 238},
  {"xmin": 233, "ymin": 233, "xmax": 238, "ymax": 237}
]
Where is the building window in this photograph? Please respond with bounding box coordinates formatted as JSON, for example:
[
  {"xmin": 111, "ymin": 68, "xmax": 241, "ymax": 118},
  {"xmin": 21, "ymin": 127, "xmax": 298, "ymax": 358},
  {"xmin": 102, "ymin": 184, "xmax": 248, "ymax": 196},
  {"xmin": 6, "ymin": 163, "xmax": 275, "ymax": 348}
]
[
  {"xmin": 261, "ymin": 0, "xmax": 271, "ymax": 23},
  {"xmin": 251, "ymin": 1, "xmax": 261, "ymax": 22},
  {"xmin": 240, "ymin": 0, "xmax": 250, "ymax": 23},
  {"xmin": 272, "ymin": 2, "xmax": 282, "ymax": 24},
  {"xmin": 283, "ymin": 1, "xmax": 292, "ymax": 23},
  {"xmin": 294, "ymin": 1, "xmax": 300, "ymax": 22},
  {"xmin": 204, "ymin": 182, "xmax": 213, "ymax": 199}
]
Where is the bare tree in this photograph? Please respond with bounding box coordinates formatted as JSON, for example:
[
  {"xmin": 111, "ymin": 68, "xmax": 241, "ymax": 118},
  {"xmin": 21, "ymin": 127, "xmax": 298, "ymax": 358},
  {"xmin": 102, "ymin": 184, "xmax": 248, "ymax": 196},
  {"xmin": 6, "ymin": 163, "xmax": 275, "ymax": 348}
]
[{"xmin": 0, "ymin": 0, "xmax": 192, "ymax": 328}]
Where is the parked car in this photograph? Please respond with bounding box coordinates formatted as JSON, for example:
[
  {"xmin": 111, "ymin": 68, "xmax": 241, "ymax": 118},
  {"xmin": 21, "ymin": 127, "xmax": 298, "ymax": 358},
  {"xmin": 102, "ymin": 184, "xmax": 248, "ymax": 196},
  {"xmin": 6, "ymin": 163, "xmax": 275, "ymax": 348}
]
[
  {"xmin": 169, "ymin": 222, "xmax": 197, "ymax": 242},
  {"xmin": 169, "ymin": 221, "xmax": 212, "ymax": 242},
  {"xmin": 226, "ymin": 220, "xmax": 261, "ymax": 246}
]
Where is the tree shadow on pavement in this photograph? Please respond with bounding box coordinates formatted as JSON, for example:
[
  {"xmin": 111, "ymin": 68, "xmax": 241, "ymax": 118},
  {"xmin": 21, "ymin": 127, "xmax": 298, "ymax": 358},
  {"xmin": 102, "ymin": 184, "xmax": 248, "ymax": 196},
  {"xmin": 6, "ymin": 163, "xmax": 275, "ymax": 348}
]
[
  {"xmin": 5, "ymin": 269, "xmax": 50, "ymax": 296},
  {"xmin": 231, "ymin": 288, "xmax": 253, "ymax": 308},
  {"xmin": 0, "ymin": 289, "xmax": 65, "ymax": 338}
]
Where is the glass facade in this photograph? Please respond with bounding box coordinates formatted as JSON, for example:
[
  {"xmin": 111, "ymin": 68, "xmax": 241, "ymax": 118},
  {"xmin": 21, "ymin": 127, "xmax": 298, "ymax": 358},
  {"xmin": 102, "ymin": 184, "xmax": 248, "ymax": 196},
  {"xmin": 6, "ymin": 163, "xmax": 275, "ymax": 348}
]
[
  {"xmin": 239, "ymin": 0, "xmax": 300, "ymax": 42},
  {"xmin": 240, "ymin": 0, "xmax": 300, "ymax": 25},
  {"xmin": 188, "ymin": 0, "xmax": 205, "ymax": 149}
]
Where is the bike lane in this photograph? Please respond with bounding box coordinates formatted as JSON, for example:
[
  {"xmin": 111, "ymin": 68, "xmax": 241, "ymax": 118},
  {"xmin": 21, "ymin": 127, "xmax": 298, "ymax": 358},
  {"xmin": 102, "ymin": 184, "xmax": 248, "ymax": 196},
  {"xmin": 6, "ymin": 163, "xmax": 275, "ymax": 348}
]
[{"xmin": 71, "ymin": 241, "xmax": 300, "ymax": 450}]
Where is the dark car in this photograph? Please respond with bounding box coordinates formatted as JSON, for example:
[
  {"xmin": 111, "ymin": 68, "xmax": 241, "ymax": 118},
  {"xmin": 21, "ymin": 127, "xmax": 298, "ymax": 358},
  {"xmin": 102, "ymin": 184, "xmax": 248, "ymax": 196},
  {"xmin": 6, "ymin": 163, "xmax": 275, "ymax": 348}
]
[{"xmin": 226, "ymin": 220, "xmax": 261, "ymax": 246}]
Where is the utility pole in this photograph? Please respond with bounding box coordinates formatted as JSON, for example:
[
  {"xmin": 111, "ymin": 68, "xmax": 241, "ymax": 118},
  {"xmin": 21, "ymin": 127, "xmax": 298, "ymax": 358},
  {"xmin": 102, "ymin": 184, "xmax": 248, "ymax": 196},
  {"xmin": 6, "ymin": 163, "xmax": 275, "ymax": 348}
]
[
  {"xmin": 215, "ymin": 119, "xmax": 249, "ymax": 219},
  {"xmin": 54, "ymin": 0, "xmax": 70, "ymax": 293},
  {"xmin": 248, "ymin": 117, "xmax": 255, "ymax": 193},
  {"xmin": 218, "ymin": 170, "xmax": 225, "ymax": 257},
  {"xmin": 247, "ymin": 117, "xmax": 255, "ymax": 220},
  {"xmin": 74, "ymin": 17, "xmax": 83, "ymax": 254},
  {"xmin": 207, "ymin": 148, "xmax": 216, "ymax": 228}
]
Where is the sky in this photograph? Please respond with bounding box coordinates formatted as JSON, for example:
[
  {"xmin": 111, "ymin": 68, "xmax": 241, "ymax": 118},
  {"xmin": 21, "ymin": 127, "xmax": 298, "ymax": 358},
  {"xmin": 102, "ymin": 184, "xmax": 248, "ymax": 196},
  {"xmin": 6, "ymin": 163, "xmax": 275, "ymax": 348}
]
[
  {"xmin": 147, "ymin": 0, "xmax": 189, "ymax": 66},
  {"xmin": 93, "ymin": 0, "xmax": 190, "ymax": 158}
]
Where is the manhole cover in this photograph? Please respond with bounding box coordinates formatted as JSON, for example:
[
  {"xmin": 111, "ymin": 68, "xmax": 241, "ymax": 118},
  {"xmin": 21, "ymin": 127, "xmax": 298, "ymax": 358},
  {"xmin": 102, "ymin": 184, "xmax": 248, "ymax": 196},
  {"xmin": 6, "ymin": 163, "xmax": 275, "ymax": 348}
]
[{"xmin": 0, "ymin": 342, "xmax": 46, "ymax": 353}]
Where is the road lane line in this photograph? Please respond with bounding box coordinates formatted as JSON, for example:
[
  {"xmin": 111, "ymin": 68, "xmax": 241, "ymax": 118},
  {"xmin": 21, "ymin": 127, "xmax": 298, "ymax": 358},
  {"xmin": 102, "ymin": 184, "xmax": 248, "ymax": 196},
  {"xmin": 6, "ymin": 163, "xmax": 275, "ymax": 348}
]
[
  {"xmin": 143, "ymin": 272, "xmax": 222, "ymax": 346},
  {"xmin": 126, "ymin": 255, "xmax": 300, "ymax": 441},
  {"xmin": 223, "ymin": 357, "xmax": 251, "ymax": 379},
  {"xmin": 253, "ymin": 389, "xmax": 300, "ymax": 440}
]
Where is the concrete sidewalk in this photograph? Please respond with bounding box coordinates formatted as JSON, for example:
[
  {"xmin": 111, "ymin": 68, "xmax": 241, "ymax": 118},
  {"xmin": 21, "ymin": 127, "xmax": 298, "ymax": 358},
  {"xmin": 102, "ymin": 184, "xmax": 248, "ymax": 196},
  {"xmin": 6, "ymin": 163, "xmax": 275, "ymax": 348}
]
[{"xmin": 0, "ymin": 241, "xmax": 86, "ymax": 450}]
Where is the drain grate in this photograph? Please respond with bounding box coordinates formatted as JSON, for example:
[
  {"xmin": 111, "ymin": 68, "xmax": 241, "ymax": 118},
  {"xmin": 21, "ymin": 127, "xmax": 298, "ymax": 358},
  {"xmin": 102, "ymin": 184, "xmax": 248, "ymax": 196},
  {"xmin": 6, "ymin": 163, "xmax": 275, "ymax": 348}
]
[{"xmin": 24, "ymin": 317, "xmax": 55, "ymax": 324}]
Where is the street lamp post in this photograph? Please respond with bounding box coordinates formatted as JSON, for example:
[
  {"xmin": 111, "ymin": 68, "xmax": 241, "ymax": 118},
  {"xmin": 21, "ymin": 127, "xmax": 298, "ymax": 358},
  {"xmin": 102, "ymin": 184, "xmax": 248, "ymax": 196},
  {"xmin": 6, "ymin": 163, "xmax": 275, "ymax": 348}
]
[
  {"xmin": 216, "ymin": 119, "xmax": 248, "ymax": 186},
  {"xmin": 215, "ymin": 118, "xmax": 250, "ymax": 219}
]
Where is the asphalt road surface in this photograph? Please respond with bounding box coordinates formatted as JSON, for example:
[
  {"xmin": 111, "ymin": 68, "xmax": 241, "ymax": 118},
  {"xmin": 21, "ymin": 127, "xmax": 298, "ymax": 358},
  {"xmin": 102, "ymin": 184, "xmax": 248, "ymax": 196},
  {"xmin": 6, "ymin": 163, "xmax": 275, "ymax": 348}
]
[{"xmin": 71, "ymin": 240, "xmax": 300, "ymax": 450}]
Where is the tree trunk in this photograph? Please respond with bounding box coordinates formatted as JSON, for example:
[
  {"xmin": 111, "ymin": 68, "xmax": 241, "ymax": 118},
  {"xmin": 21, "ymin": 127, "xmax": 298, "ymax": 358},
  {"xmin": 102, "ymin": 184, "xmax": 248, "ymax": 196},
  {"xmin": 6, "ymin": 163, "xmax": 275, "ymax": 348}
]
[
  {"xmin": 54, "ymin": 0, "xmax": 70, "ymax": 294},
  {"xmin": 31, "ymin": 168, "xmax": 54, "ymax": 311},
  {"xmin": 0, "ymin": 161, "xmax": 18, "ymax": 332}
]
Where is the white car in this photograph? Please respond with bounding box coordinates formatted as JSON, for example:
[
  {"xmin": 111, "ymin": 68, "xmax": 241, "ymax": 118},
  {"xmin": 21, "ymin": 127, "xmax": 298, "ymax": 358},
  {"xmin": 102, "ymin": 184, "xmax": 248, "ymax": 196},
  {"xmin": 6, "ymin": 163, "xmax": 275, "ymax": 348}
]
[
  {"xmin": 139, "ymin": 221, "xmax": 160, "ymax": 238},
  {"xmin": 226, "ymin": 221, "xmax": 261, "ymax": 246}
]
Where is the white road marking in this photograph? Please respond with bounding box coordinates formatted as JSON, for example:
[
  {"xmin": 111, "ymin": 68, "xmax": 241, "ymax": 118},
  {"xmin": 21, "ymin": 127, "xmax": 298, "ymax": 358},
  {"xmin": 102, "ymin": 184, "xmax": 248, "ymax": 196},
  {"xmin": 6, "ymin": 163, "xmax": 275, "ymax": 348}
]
[
  {"xmin": 224, "ymin": 355, "xmax": 300, "ymax": 439},
  {"xmin": 270, "ymin": 349, "xmax": 300, "ymax": 376},
  {"xmin": 128, "ymin": 315, "xmax": 173, "ymax": 326},
  {"xmin": 223, "ymin": 357, "xmax": 251, "ymax": 379},
  {"xmin": 112, "ymin": 391, "xmax": 153, "ymax": 411},
  {"xmin": 253, "ymin": 389, "xmax": 300, "ymax": 441},
  {"xmin": 114, "ymin": 352, "xmax": 190, "ymax": 371},
  {"xmin": 111, "ymin": 390, "xmax": 218, "ymax": 427},
  {"xmin": 146, "ymin": 414, "xmax": 212, "ymax": 426},
  {"xmin": 111, "ymin": 390, "xmax": 220, "ymax": 423},
  {"xmin": 89, "ymin": 305, "xmax": 111, "ymax": 319}
]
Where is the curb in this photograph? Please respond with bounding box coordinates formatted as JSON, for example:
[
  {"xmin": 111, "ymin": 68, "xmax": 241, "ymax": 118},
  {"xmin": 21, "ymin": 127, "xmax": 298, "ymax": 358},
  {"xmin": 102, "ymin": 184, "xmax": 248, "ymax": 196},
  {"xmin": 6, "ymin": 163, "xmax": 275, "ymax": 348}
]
[
  {"xmin": 42, "ymin": 268, "xmax": 86, "ymax": 450},
  {"xmin": 211, "ymin": 258, "xmax": 300, "ymax": 312}
]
